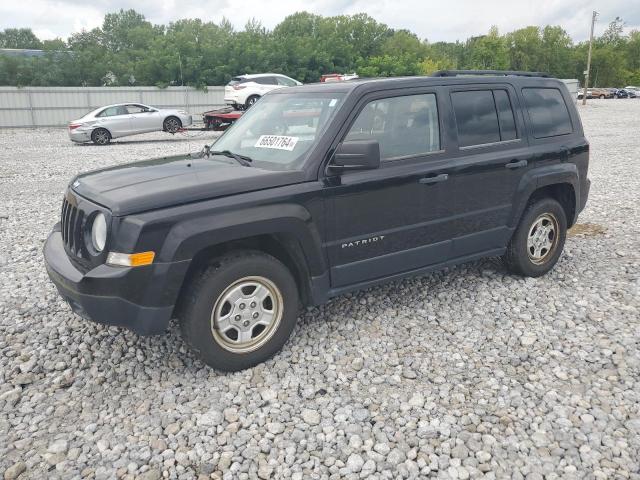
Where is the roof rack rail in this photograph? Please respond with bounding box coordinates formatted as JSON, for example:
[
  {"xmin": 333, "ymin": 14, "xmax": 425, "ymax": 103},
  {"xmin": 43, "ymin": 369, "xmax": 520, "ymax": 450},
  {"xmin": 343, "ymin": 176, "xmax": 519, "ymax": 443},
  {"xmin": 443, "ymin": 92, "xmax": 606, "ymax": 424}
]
[{"xmin": 431, "ymin": 70, "xmax": 550, "ymax": 78}]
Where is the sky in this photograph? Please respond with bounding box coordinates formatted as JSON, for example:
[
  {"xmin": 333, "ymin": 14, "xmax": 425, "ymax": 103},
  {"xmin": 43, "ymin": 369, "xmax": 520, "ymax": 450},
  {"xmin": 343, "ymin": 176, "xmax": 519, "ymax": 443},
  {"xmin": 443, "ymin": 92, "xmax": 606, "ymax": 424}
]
[{"xmin": 3, "ymin": 0, "xmax": 640, "ymax": 43}]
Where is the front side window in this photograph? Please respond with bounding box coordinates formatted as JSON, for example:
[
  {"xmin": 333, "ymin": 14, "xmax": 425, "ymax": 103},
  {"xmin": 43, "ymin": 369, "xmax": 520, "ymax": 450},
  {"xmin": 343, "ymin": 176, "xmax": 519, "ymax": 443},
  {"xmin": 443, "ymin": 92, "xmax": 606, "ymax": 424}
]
[
  {"xmin": 277, "ymin": 76, "xmax": 297, "ymax": 87},
  {"xmin": 344, "ymin": 94, "xmax": 440, "ymax": 160},
  {"xmin": 210, "ymin": 92, "xmax": 344, "ymax": 170},
  {"xmin": 126, "ymin": 104, "xmax": 148, "ymax": 114},
  {"xmin": 522, "ymin": 88, "xmax": 573, "ymax": 138}
]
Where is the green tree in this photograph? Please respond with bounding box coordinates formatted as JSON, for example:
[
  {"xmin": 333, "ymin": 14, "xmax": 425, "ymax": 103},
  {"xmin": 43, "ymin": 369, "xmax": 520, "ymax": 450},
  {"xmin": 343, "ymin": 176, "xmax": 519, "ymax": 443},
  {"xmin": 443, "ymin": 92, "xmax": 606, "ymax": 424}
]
[{"xmin": 0, "ymin": 28, "xmax": 43, "ymax": 49}]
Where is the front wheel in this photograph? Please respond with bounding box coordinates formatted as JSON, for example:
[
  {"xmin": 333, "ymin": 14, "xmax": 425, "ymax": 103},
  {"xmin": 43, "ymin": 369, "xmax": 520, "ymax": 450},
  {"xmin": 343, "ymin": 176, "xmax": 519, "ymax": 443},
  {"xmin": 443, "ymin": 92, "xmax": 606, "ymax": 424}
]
[
  {"xmin": 180, "ymin": 251, "xmax": 299, "ymax": 371},
  {"xmin": 163, "ymin": 116, "xmax": 182, "ymax": 134},
  {"xmin": 503, "ymin": 197, "xmax": 567, "ymax": 277}
]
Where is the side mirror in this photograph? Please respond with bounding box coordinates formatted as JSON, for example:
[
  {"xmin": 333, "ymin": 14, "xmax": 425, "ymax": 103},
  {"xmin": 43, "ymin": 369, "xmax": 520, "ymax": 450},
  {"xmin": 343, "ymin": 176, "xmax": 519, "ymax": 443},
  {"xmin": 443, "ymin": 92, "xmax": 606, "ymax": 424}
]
[{"xmin": 331, "ymin": 140, "xmax": 380, "ymax": 171}]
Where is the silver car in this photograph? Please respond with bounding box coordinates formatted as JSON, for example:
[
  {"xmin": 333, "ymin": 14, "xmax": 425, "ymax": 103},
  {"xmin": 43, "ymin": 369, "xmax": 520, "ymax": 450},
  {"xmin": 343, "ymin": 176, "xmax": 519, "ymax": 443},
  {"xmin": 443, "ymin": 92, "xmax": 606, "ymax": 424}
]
[{"xmin": 68, "ymin": 103, "xmax": 193, "ymax": 145}]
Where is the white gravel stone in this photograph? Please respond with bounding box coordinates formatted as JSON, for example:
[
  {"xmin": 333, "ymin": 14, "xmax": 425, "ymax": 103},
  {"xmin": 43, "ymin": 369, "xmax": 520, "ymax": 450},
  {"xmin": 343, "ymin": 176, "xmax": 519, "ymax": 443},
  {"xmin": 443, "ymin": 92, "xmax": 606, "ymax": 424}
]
[
  {"xmin": 1, "ymin": 102, "xmax": 639, "ymax": 479},
  {"xmin": 301, "ymin": 409, "xmax": 321, "ymax": 425}
]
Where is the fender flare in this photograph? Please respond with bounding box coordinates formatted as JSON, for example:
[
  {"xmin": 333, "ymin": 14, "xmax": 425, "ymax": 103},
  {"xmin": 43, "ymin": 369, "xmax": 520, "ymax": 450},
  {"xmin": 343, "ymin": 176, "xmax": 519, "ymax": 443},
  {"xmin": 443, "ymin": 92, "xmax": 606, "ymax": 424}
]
[
  {"xmin": 509, "ymin": 163, "xmax": 579, "ymax": 228},
  {"xmin": 158, "ymin": 203, "xmax": 327, "ymax": 276}
]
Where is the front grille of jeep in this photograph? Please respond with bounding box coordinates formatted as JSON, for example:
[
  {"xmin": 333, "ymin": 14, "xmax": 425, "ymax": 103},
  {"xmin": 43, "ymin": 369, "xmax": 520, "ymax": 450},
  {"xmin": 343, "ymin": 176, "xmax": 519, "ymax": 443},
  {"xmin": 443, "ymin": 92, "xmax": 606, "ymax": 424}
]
[{"xmin": 61, "ymin": 197, "xmax": 86, "ymax": 258}]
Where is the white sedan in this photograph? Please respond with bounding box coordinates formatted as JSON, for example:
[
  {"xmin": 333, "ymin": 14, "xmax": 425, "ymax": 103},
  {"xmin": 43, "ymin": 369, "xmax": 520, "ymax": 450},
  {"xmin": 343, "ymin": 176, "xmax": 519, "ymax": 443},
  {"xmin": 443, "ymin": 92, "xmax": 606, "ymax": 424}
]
[{"xmin": 68, "ymin": 103, "xmax": 193, "ymax": 145}]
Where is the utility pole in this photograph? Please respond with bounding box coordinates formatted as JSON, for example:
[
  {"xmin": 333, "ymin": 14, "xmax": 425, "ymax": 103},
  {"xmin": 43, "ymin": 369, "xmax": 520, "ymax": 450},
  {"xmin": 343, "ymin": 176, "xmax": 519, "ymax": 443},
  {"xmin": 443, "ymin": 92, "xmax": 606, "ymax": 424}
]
[{"xmin": 582, "ymin": 11, "xmax": 598, "ymax": 105}]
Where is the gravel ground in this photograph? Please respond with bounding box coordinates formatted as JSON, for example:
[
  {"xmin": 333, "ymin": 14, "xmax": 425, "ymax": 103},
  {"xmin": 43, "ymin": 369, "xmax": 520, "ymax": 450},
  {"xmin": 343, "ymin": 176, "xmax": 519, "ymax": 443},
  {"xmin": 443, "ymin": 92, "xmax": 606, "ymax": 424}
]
[{"xmin": 1, "ymin": 101, "xmax": 639, "ymax": 480}]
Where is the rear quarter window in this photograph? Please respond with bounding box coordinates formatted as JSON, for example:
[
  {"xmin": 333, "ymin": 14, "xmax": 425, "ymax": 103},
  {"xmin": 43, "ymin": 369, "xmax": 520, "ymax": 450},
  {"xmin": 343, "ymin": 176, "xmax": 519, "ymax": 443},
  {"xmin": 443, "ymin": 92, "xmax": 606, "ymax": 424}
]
[{"xmin": 522, "ymin": 88, "xmax": 573, "ymax": 138}]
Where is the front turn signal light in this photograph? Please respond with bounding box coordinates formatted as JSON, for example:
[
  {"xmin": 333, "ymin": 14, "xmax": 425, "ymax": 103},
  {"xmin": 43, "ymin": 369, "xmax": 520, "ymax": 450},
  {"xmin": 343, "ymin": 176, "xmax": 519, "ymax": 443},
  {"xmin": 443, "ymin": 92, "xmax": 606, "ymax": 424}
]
[{"xmin": 107, "ymin": 251, "xmax": 155, "ymax": 267}]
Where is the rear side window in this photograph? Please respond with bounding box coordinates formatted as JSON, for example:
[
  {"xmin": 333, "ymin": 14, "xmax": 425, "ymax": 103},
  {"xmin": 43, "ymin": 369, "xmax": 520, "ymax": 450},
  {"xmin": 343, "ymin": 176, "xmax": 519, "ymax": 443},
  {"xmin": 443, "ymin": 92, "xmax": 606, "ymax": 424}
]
[
  {"xmin": 522, "ymin": 88, "xmax": 573, "ymax": 138},
  {"xmin": 493, "ymin": 90, "xmax": 517, "ymax": 141},
  {"xmin": 255, "ymin": 76, "xmax": 278, "ymax": 85},
  {"xmin": 451, "ymin": 90, "xmax": 500, "ymax": 147},
  {"xmin": 227, "ymin": 77, "xmax": 244, "ymax": 86},
  {"xmin": 451, "ymin": 89, "xmax": 519, "ymax": 147},
  {"xmin": 97, "ymin": 106, "xmax": 123, "ymax": 117}
]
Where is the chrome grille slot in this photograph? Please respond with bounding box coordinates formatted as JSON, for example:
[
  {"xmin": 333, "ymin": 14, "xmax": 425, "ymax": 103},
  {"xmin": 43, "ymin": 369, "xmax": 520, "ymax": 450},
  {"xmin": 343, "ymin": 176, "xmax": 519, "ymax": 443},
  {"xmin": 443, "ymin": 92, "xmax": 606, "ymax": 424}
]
[{"xmin": 61, "ymin": 197, "xmax": 85, "ymax": 258}]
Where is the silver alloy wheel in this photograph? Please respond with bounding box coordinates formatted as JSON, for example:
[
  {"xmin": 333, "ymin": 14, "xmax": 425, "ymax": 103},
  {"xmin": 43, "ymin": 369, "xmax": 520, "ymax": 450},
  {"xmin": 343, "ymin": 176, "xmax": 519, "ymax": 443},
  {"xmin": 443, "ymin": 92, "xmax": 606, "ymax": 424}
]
[
  {"xmin": 527, "ymin": 212, "xmax": 559, "ymax": 265},
  {"xmin": 210, "ymin": 276, "xmax": 283, "ymax": 353},
  {"xmin": 93, "ymin": 129, "xmax": 109, "ymax": 145},
  {"xmin": 247, "ymin": 96, "xmax": 258, "ymax": 106},
  {"xmin": 165, "ymin": 118, "xmax": 180, "ymax": 133}
]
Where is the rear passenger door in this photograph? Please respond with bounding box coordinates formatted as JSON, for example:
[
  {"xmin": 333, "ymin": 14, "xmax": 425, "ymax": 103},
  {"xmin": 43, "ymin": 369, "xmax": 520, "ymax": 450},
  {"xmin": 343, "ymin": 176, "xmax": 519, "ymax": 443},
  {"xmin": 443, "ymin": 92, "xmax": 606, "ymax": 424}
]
[
  {"xmin": 446, "ymin": 85, "xmax": 531, "ymax": 258},
  {"xmin": 255, "ymin": 76, "xmax": 279, "ymax": 94}
]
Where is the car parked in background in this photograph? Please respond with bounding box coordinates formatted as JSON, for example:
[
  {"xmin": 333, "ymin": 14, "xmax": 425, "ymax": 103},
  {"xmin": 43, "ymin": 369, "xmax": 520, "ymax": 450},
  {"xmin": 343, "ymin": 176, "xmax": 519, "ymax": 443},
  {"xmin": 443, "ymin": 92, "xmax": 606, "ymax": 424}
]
[
  {"xmin": 624, "ymin": 86, "xmax": 639, "ymax": 97},
  {"xmin": 590, "ymin": 88, "xmax": 613, "ymax": 99},
  {"xmin": 224, "ymin": 74, "xmax": 302, "ymax": 110},
  {"xmin": 320, "ymin": 73, "xmax": 359, "ymax": 82},
  {"xmin": 68, "ymin": 103, "xmax": 192, "ymax": 145}
]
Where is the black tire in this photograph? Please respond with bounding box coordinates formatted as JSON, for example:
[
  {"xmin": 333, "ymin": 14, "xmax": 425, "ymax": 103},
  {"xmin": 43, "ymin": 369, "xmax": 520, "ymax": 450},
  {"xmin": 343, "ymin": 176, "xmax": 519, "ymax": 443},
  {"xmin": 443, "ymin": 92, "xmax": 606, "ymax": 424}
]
[
  {"xmin": 503, "ymin": 197, "xmax": 567, "ymax": 277},
  {"xmin": 245, "ymin": 95, "xmax": 260, "ymax": 109},
  {"xmin": 163, "ymin": 116, "xmax": 182, "ymax": 134},
  {"xmin": 91, "ymin": 128, "xmax": 111, "ymax": 145},
  {"xmin": 599, "ymin": 95, "xmax": 605, "ymax": 99},
  {"xmin": 180, "ymin": 250, "xmax": 299, "ymax": 371}
]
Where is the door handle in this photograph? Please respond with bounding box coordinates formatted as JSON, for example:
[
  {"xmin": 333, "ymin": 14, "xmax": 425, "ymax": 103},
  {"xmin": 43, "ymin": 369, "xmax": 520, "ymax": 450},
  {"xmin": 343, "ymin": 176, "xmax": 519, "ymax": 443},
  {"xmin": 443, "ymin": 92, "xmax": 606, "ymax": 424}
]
[
  {"xmin": 419, "ymin": 173, "xmax": 449, "ymax": 185},
  {"xmin": 505, "ymin": 160, "xmax": 528, "ymax": 169}
]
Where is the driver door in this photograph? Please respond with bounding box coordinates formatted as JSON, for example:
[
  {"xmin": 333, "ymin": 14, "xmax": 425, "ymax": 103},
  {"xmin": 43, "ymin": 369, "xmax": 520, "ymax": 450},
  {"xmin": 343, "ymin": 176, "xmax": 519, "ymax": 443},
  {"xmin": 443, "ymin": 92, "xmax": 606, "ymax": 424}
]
[
  {"xmin": 325, "ymin": 90, "xmax": 455, "ymax": 288},
  {"xmin": 126, "ymin": 104, "xmax": 159, "ymax": 133}
]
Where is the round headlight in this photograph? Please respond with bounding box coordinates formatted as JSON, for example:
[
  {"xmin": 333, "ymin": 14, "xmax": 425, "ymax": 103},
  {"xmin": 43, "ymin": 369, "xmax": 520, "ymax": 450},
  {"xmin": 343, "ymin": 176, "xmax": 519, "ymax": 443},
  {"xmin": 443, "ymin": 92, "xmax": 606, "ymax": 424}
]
[{"xmin": 91, "ymin": 213, "xmax": 107, "ymax": 252}]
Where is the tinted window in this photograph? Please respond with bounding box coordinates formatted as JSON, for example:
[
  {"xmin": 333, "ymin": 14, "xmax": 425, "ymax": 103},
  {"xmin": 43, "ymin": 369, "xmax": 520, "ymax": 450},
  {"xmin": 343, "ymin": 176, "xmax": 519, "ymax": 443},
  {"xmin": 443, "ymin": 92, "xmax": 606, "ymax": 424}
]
[
  {"xmin": 493, "ymin": 90, "xmax": 517, "ymax": 141},
  {"xmin": 276, "ymin": 76, "xmax": 297, "ymax": 87},
  {"xmin": 345, "ymin": 94, "xmax": 440, "ymax": 160},
  {"xmin": 523, "ymin": 88, "xmax": 573, "ymax": 138},
  {"xmin": 227, "ymin": 77, "xmax": 244, "ymax": 86},
  {"xmin": 452, "ymin": 90, "xmax": 500, "ymax": 147},
  {"xmin": 255, "ymin": 76, "xmax": 278, "ymax": 85}
]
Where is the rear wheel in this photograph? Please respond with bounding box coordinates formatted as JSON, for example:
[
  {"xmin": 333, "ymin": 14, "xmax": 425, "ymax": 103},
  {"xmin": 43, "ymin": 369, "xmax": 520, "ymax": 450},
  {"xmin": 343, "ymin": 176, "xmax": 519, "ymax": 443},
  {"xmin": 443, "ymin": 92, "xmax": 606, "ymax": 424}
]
[
  {"xmin": 599, "ymin": 94, "xmax": 605, "ymax": 99},
  {"xmin": 91, "ymin": 128, "xmax": 111, "ymax": 145},
  {"xmin": 503, "ymin": 197, "xmax": 567, "ymax": 277},
  {"xmin": 180, "ymin": 251, "xmax": 299, "ymax": 371},
  {"xmin": 163, "ymin": 116, "xmax": 182, "ymax": 134},
  {"xmin": 245, "ymin": 95, "xmax": 260, "ymax": 109}
]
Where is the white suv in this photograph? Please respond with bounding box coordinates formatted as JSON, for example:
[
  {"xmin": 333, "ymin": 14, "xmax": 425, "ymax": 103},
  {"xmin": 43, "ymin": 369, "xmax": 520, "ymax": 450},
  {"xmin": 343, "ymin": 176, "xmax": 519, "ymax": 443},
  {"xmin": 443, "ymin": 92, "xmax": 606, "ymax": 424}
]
[{"xmin": 224, "ymin": 73, "xmax": 302, "ymax": 109}]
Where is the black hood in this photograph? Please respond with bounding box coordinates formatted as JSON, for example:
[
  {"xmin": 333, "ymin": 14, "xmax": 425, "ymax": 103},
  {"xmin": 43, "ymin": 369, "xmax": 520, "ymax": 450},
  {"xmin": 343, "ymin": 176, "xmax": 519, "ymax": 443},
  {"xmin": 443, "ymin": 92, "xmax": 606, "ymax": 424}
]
[{"xmin": 72, "ymin": 153, "xmax": 305, "ymax": 216}]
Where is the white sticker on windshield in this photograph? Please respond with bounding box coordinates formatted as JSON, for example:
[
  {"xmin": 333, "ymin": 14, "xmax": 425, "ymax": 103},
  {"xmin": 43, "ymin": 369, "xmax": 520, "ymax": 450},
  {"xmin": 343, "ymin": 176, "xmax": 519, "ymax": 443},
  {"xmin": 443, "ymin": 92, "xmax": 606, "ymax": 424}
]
[
  {"xmin": 329, "ymin": 98, "xmax": 338, "ymax": 107},
  {"xmin": 254, "ymin": 135, "xmax": 299, "ymax": 151}
]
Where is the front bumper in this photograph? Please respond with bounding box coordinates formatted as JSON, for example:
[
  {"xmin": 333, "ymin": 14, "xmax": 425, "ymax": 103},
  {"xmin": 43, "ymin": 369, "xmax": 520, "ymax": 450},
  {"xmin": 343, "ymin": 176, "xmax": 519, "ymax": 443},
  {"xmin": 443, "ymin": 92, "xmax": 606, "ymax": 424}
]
[
  {"xmin": 44, "ymin": 226, "xmax": 188, "ymax": 335},
  {"xmin": 178, "ymin": 114, "xmax": 193, "ymax": 127}
]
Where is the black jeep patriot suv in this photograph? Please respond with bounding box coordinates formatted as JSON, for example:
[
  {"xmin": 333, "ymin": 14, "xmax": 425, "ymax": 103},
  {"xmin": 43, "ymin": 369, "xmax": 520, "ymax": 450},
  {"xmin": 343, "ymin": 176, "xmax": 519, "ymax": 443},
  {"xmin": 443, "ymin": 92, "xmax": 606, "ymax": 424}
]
[{"xmin": 44, "ymin": 71, "xmax": 590, "ymax": 371}]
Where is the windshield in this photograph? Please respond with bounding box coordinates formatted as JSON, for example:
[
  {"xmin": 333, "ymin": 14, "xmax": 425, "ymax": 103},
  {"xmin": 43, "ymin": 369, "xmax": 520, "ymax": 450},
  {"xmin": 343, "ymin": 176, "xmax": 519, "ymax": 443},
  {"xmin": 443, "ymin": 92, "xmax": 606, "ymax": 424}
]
[{"xmin": 210, "ymin": 92, "xmax": 345, "ymax": 170}]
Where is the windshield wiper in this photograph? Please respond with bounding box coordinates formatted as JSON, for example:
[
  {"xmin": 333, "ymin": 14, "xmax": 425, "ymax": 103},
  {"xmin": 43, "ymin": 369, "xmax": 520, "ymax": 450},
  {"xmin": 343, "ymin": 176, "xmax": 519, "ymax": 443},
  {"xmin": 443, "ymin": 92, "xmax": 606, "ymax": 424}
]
[{"xmin": 209, "ymin": 149, "xmax": 253, "ymax": 167}]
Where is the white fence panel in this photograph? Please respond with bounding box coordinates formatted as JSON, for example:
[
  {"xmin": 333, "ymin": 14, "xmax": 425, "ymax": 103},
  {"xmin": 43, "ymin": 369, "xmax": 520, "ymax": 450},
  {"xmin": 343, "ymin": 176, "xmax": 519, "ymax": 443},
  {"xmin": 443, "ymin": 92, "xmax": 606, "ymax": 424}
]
[{"xmin": 0, "ymin": 86, "xmax": 226, "ymax": 127}]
